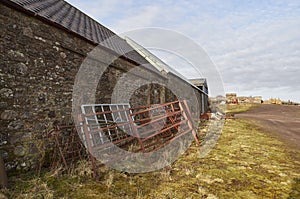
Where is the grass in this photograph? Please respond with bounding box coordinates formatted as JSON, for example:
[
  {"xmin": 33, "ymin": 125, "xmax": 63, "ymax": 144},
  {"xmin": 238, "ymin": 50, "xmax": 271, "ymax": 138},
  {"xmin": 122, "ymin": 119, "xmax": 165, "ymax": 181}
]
[
  {"xmin": 226, "ymin": 104, "xmax": 254, "ymax": 114},
  {"xmin": 1, "ymin": 119, "xmax": 300, "ymax": 198}
]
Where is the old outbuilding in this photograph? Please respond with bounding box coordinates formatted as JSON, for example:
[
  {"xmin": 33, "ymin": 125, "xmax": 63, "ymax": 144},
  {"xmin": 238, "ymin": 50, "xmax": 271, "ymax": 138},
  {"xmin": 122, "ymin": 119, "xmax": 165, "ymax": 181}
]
[{"xmin": 0, "ymin": 0, "xmax": 209, "ymax": 173}]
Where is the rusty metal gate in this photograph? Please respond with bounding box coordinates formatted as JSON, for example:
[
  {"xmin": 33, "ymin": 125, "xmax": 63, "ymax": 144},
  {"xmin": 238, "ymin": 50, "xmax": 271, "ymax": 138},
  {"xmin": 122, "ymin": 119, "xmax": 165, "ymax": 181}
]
[{"xmin": 78, "ymin": 100, "xmax": 199, "ymax": 179}]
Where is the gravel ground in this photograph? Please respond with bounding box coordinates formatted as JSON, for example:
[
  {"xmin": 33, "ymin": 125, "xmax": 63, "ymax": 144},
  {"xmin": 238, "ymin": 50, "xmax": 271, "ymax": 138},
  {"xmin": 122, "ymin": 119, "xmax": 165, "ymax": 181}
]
[{"xmin": 236, "ymin": 104, "xmax": 300, "ymax": 151}]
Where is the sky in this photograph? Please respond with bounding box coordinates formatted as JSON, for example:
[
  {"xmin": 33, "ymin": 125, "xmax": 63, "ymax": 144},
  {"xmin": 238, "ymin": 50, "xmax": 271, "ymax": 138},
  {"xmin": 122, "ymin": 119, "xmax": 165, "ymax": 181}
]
[{"xmin": 67, "ymin": 0, "xmax": 300, "ymax": 102}]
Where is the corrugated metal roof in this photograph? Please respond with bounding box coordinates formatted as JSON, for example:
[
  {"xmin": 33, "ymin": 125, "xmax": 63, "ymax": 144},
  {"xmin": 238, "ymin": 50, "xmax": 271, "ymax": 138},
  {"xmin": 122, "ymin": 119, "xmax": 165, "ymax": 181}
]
[{"xmin": 4, "ymin": 0, "xmax": 160, "ymax": 74}]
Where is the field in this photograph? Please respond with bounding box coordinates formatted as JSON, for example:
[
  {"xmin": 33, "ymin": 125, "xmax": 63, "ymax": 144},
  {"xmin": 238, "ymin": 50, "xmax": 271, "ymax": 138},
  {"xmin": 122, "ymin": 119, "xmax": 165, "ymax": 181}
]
[
  {"xmin": 1, "ymin": 105, "xmax": 300, "ymax": 198},
  {"xmin": 225, "ymin": 104, "xmax": 254, "ymax": 114}
]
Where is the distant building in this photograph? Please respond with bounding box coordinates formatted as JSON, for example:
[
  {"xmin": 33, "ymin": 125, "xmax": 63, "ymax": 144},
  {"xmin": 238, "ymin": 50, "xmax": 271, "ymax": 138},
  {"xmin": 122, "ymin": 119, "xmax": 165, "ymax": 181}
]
[
  {"xmin": 264, "ymin": 98, "xmax": 282, "ymax": 105},
  {"xmin": 226, "ymin": 93, "xmax": 262, "ymax": 104},
  {"xmin": 253, "ymin": 96, "xmax": 263, "ymax": 104},
  {"xmin": 226, "ymin": 93, "xmax": 238, "ymax": 104},
  {"xmin": 237, "ymin": 96, "xmax": 252, "ymax": 104}
]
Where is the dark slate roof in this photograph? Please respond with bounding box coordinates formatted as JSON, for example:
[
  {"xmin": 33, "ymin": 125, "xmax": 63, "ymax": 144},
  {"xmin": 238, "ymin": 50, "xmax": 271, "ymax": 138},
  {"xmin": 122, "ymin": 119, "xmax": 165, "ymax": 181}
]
[{"xmin": 4, "ymin": 0, "xmax": 160, "ymax": 74}]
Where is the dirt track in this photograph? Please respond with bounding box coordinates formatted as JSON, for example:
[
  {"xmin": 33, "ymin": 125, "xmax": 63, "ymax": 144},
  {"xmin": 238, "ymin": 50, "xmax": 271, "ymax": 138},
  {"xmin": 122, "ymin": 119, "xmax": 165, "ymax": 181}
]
[{"xmin": 236, "ymin": 104, "xmax": 300, "ymax": 150}]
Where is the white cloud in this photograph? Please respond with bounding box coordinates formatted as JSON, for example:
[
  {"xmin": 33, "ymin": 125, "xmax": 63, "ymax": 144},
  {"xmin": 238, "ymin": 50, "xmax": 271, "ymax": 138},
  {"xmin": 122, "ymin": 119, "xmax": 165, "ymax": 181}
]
[
  {"xmin": 113, "ymin": 5, "xmax": 162, "ymax": 32},
  {"xmin": 67, "ymin": 0, "xmax": 300, "ymax": 102}
]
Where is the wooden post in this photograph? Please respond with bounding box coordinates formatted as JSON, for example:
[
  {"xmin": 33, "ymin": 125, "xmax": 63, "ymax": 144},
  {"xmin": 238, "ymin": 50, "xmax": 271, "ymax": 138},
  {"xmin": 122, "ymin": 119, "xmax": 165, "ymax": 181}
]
[{"xmin": 0, "ymin": 155, "xmax": 8, "ymax": 188}]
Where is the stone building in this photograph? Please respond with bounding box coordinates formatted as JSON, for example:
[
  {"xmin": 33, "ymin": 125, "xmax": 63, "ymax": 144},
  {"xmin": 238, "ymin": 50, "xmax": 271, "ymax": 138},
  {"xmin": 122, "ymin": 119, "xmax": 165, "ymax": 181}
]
[
  {"xmin": 264, "ymin": 98, "xmax": 282, "ymax": 105},
  {"xmin": 253, "ymin": 96, "xmax": 263, "ymax": 104},
  {"xmin": 237, "ymin": 96, "xmax": 263, "ymax": 104},
  {"xmin": 226, "ymin": 93, "xmax": 238, "ymax": 104},
  {"xmin": 0, "ymin": 0, "xmax": 208, "ymax": 173},
  {"xmin": 226, "ymin": 93, "xmax": 263, "ymax": 104}
]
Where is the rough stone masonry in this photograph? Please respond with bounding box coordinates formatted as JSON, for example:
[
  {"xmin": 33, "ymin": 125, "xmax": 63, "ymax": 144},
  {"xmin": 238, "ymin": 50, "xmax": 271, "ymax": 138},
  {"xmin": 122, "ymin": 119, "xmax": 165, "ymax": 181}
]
[
  {"xmin": 0, "ymin": 1, "xmax": 204, "ymax": 174},
  {"xmin": 0, "ymin": 0, "xmax": 204, "ymax": 172},
  {"xmin": 0, "ymin": 3, "xmax": 153, "ymax": 172}
]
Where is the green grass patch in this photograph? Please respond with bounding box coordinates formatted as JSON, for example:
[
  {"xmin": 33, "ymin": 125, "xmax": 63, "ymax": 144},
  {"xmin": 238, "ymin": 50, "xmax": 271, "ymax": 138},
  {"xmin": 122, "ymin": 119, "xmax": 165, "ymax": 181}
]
[
  {"xmin": 1, "ymin": 119, "xmax": 299, "ymax": 198},
  {"xmin": 226, "ymin": 104, "xmax": 254, "ymax": 114}
]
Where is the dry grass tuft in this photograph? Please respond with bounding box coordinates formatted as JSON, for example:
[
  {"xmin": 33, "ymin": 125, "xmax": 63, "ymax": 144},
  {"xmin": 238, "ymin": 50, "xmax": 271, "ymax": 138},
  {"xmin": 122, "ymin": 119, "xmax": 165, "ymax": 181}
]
[{"xmin": 3, "ymin": 119, "xmax": 300, "ymax": 198}]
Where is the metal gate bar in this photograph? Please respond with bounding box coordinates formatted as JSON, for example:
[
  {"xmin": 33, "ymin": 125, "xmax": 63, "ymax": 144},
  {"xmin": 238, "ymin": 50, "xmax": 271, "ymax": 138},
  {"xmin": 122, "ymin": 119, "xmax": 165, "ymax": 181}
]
[
  {"xmin": 79, "ymin": 100, "xmax": 199, "ymax": 180},
  {"xmin": 49, "ymin": 125, "xmax": 89, "ymax": 170}
]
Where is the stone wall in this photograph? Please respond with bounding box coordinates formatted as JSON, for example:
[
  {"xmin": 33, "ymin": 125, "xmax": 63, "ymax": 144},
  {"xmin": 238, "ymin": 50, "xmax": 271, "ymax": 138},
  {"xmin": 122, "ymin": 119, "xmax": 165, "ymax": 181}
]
[
  {"xmin": 0, "ymin": 3, "xmax": 163, "ymax": 173},
  {"xmin": 0, "ymin": 3, "xmax": 98, "ymax": 172},
  {"xmin": 0, "ymin": 3, "xmax": 93, "ymax": 172},
  {"xmin": 0, "ymin": 3, "xmax": 203, "ymax": 174}
]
